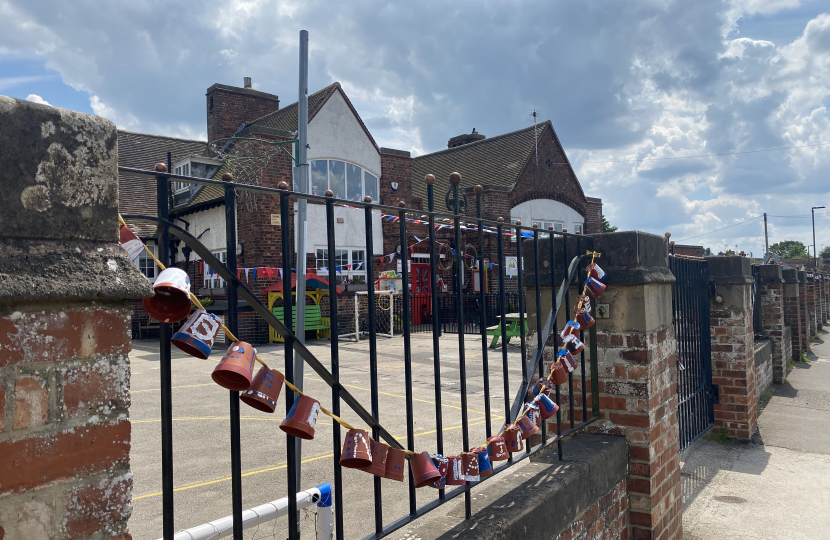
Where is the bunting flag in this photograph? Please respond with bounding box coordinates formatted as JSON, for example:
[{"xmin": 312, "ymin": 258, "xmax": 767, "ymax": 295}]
[
  {"xmin": 237, "ymin": 269, "xmax": 243, "ymax": 280},
  {"xmin": 252, "ymin": 268, "xmax": 258, "ymax": 281},
  {"xmin": 245, "ymin": 268, "xmax": 250, "ymax": 282},
  {"xmin": 118, "ymin": 223, "xmax": 145, "ymax": 263}
]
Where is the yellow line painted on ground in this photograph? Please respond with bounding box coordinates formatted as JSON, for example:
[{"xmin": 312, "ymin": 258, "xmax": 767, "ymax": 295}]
[
  {"xmin": 133, "ymin": 418, "xmax": 497, "ymax": 501},
  {"xmin": 132, "ymin": 416, "xmax": 332, "ymax": 426}
]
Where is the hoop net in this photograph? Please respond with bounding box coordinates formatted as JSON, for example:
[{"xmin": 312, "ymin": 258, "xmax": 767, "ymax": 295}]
[{"xmin": 208, "ymin": 137, "xmax": 284, "ymax": 211}]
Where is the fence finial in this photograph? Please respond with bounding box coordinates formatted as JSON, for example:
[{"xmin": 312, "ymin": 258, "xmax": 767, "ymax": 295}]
[
  {"xmin": 325, "ymin": 189, "xmax": 334, "ymax": 197},
  {"xmin": 222, "ymin": 172, "xmax": 234, "ymax": 182},
  {"xmin": 425, "ymin": 174, "xmax": 435, "ymax": 185},
  {"xmin": 155, "ymin": 163, "xmax": 167, "ymax": 172},
  {"xmin": 449, "ymin": 172, "xmax": 462, "ymax": 185},
  {"xmin": 277, "ymin": 181, "xmax": 290, "ymax": 190}
]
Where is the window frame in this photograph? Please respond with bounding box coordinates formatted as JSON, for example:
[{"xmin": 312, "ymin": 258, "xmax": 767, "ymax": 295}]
[
  {"xmin": 204, "ymin": 250, "xmax": 228, "ymax": 289},
  {"xmin": 315, "ymin": 247, "xmax": 367, "ymax": 284},
  {"xmin": 136, "ymin": 244, "xmax": 158, "ymax": 280},
  {"xmin": 295, "ymin": 159, "xmax": 380, "ymax": 203},
  {"xmin": 173, "ymin": 162, "xmax": 191, "ymax": 193}
]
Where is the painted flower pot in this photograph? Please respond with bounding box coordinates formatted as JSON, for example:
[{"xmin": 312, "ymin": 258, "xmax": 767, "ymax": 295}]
[
  {"xmin": 462, "ymin": 453, "xmax": 480, "ymax": 482},
  {"xmin": 549, "ymin": 361, "xmax": 569, "ymax": 385},
  {"xmin": 171, "ymin": 309, "xmax": 222, "ymax": 359},
  {"xmin": 445, "ymin": 455, "xmax": 466, "ymax": 486},
  {"xmin": 212, "ymin": 342, "xmax": 257, "ymax": 391},
  {"xmin": 384, "ymin": 447, "xmax": 406, "ymax": 482},
  {"xmin": 339, "ymin": 429, "xmax": 373, "ymax": 468},
  {"xmin": 560, "ymin": 320, "xmax": 581, "ymax": 341},
  {"xmin": 574, "ymin": 308, "xmax": 595, "ymax": 330},
  {"xmin": 473, "ymin": 447, "xmax": 493, "ymax": 478},
  {"xmin": 537, "ymin": 393, "xmax": 559, "ymax": 420},
  {"xmin": 532, "ymin": 378, "xmax": 552, "ymax": 398},
  {"xmin": 557, "ymin": 349, "xmax": 578, "ymax": 373},
  {"xmin": 143, "ymin": 267, "xmax": 192, "ymax": 323},
  {"xmin": 359, "ymin": 440, "xmax": 389, "ymax": 477},
  {"xmin": 566, "ymin": 336, "xmax": 585, "ymax": 355},
  {"xmin": 429, "ymin": 454, "xmax": 449, "ymax": 488},
  {"xmin": 410, "ymin": 451, "xmax": 442, "ymax": 488},
  {"xmin": 240, "ymin": 367, "xmax": 284, "ymax": 413},
  {"xmin": 503, "ymin": 425, "xmax": 523, "ymax": 453},
  {"xmin": 487, "ymin": 436, "xmax": 510, "ymax": 461},
  {"xmin": 576, "ymin": 294, "xmax": 592, "ymax": 315},
  {"xmin": 585, "ymin": 277, "xmax": 606, "ymax": 297},
  {"xmin": 280, "ymin": 395, "xmax": 321, "ymax": 440},
  {"xmin": 517, "ymin": 412, "xmax": 539, "ymax": 439},
  {"xmin": 588, "ymin": 262, "xmax": 606, "ymax": 282}
]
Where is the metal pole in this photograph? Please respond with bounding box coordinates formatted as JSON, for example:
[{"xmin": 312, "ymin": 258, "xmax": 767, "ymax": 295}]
[
  {"xmin": 294, "ymin": 27, "xmax": 309, "ymax": 496},
  {"xmin": 812, "ymin": 207, "xmax": 824, "ymax": 270},
  {"xmin": 764, "ymin": 212, "xmax": 769, "ymax": 256}
]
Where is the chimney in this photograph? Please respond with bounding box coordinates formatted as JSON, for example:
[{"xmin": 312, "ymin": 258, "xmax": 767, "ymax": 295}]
[
  {"xmin": 206, "ymin": 80, "xmax": 279, "ymax": 142},
  {"xmin": 448, "ymin": 129, "xmax": 486, "ymax": 148},
  {"xmin": 244, "ymin": 76, "xmax": 252, "ymax": 89}
]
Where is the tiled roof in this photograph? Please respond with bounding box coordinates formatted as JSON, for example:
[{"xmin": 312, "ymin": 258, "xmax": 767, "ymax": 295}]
[
  {"xmin": 410, "ymin": 122, "xmax": 550, "ymax": 203},
  {"xmin": 245, "ymin": 82, "xmax": 340, "ymax": 132},
  {"xmin": 117, "ymin": 130, "xmax": 207, "ymax": 237}
]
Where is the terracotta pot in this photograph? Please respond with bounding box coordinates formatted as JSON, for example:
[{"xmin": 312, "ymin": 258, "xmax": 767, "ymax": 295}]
[
  {"xmin": 532, "ymin": 379, "xmax": 552, "ymax": 397},
  {"xmin": 588, "ymin": 262, "xmax": 606, "ymax": 282},
  {"xmin": 517, "ymin": 413, "xmax": 539, "ymax": 439},
  {"xmin": 462, "ymin": 453, "xmax": 479, "ymax": 482},
  {"xmin": 339, "ymin": 429, "xmax": 373, "ymax": 468},
  {"xmin": 212, "ymin": 342, "xmax": 257, "ymax": 391},
  {"xmin": 576, "ymin": 294, "xmax": 592, "ymax": 314},
  {"xmin": 240, "ymin": 367, "xmax": 284, "ymax": 413},
  {"xmin": 575, "ymin": 308, "xmax": 595, "ymax": 330},
  {"xmin": 280, "ymin": 395, "xmax": 321, "ymax": 440},
  {"xmin": 473, "ymin": 447, "xmax": 493, "ymax": 478},
  {"xmin": 503, "ymin": 425, "xmax": 523, "ymax": 453},
  {"xmin": 429, "ymin": 454, "xmax": 449, "ymax": 488},
  {"xmin": 359, "ymin": 439, "xmax": 389, "ymax": 476},
  {"xmin": 171, "ymin": 309, "xmax": 221, "ymax": 359},
  {"xmin": 567, "ymin": 336, "xmax": 585, "ymax": 354},
  {"xmin": 560, "ymin": 320, "xmax": 581, "ymax": 341},
  {"xmin": 549, "ymin": 361, "xmax": 569, "ymax": 385},
  {"xmin": 410, "ymin": 451, "xmax": 442, "ymax": 488},
  {"xmin": 537, "ymin": 393, "xmax": 559, "ymax": 420},
  {"xmin": 384, "ymin": 447, "xmax": 406, "ymax": 482},
  {"xmin": 143, "ymin": 267, "xmax": 192, "ymax": 323},
  {"xmin": 445, "ymin": 455, "xmax": 466, "ymax": 486},
  {"xmin": 487, "ymin": 436, "xmax": 509, "ymax": 461},
  {"xmin": 585, "ymin": 277, "xmax": 606, "ymax": 297},
  {"xmin": 557, "ymin": 349, "xmax": 577, "ymax": 373}
]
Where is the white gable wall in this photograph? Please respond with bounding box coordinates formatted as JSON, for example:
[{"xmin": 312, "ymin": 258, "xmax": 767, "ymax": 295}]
[
  {"xmin": 510, "ymin": 200, "xmax": 584, "ymax": 232},
  {"xmin": 299, "ymin": 89, "xmax": 383, "ymax": 261}
]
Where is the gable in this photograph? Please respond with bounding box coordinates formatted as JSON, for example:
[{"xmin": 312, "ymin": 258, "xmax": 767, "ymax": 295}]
[{"xmin": 308, "ymin": 89, "xmax": 381, "ymax": 175}]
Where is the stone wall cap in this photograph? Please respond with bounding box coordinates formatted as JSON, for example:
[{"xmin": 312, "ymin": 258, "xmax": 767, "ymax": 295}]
[
  {"xmin": 0, "ymin": 238, "xmax": 153, "ymax": 304},
  {"xmin": 705, "ymin": 255, "xmax": 752, "ymax": 281},
  {"xmin": 758, "ymin": 264, "xmax": 784, "ymax": 283},
  {"xmin": 782, "ymin": 268, "xmax": 799, "ymax": 283}
]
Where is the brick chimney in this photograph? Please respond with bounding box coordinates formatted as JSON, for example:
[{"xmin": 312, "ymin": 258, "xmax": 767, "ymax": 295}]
[
  {"xmin": 448, "ymin": 129, "xmax": 486, "ymax": 148},
  {"xmin": 207, "ymin": 77, "xmax": 279, "ymax": 143}
]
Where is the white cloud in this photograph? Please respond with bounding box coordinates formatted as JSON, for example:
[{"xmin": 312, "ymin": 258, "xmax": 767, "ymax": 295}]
[{"xmin": 25, "ymin": 93, "xmax": 50, "ymax": 105}]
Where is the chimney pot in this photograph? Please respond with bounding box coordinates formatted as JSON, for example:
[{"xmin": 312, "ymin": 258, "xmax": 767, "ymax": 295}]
[{"xmin": 244, "ymin": 77, "xmax": 252, "ymax": 89}]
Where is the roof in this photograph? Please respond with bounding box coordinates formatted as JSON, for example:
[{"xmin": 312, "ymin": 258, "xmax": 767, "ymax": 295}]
[
  {"xmin": 244, "ymin": 82, "xmax": 340, "ymax": 133},
  {"xmin": 118, "ymin": 130, "xmax": 207, "ymax": 237},
  {"xmin": 410, "ymin": 122, "xmax": 551, "ymax": 203}
]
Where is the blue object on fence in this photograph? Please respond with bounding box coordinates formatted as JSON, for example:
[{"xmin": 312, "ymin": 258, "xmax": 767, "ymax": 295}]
[{"xmin": 316, "ymin": 483, "xmax": 333, "ymax": 508}]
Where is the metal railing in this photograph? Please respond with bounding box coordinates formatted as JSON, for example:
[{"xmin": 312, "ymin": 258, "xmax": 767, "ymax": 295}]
[{"xmin": 121, "ymin": 163, "xmax": 600, "ymax": 539}]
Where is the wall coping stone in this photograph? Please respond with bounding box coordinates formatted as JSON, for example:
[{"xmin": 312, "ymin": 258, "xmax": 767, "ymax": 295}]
[
  {"xmin": 783, "ymin": 268, "xmax": 799, "ymax": 283},
  {"xmin": 759, "ymin": 264, "xmax": 784, "ymax": 282},
  {"xmin": 798, "ymin": 270, "xmax": 806, "ymax": 283},
  {"xmin": 395, "ymin": 435, "xmax": 628, "ymax": 540},
  {"xmin": 705, "ymin": 255, "xmax": 754, "ymax": 284}
]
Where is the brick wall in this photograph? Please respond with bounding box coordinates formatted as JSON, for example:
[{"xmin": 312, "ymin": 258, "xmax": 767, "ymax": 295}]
[
  {"xmin": 754, "ymin": 340, "xmax": 773, "ymax": 402},
  {"xmin": 806, "ymin": 279, "xmax": 818, "ymax": 337},
  {"xmin": 783, "ymin": 270, "xmax": 803, "ymax": 360},
  {"xmin": 798, "ymin": 272, "xmax": 812, "ymax": 344},
  {"xmin": 552, "ymin": 478, "xmax": 628, "ymax": 540},
  {"xmin": 585, "ymin": 197, "xmax": 603, "ymax": 235},
  {"xmin": 758, "ymin": 266, "xmax": 789, "ymax": 383},
  {"xmin": 206, "ymin": 83, "xmax": 280, "ymax": 143}
]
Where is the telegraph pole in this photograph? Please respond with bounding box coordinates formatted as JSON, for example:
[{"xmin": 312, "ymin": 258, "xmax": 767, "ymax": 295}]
[
  {"xmin": 764, "ymin": 212, "xmax": 769, "ymax": 256},
  {"xmin": 812, "ymin": 206, "xmax": 825, "ymax": 270}
]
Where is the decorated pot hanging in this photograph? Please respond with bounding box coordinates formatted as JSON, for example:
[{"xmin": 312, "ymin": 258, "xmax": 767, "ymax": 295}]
[
  {"xmin": 280, "ymin": 395, "xmax": 321, "ymax": 440},
  {"xmin": 585, "ymin": 277, "xmax": 606, "ymax": 297},
  {"xmin": 171, "ymin": 309, "xmax": 222, "ymax": 359},
  {"xmin": 384, "ymin": 447, "xmax": 406, "ymax": 482},
  {"xmin": 532, "ymin": 378, "xmax": 552, "ymax": 398},
  {"xmin": 574, "ymin": 307, "xmax": 595, "ymax": 330},
  {"xmin": 429, "ymin": 454, "xmax": 449, "ymax": 489},
  {"xmin": 212, "ymin": 342, "xmax": 257, "ymax": 391},
  {"xmin": 410, "ymin": 451, "xmax": 442, "ymax": 488},
  {"xmin": 487, "ymin": 436, "xmax": 510, "ymax": 461},
  {"xmin": 462, "ymin": 453, "xmax": 480, "ymax": 482},
  {"xmin": 445, "ymin": 455, "xmax": 466, "ymax": 486},
  {"xmin": 525, "ymin": 402, "xmax": 540, "ymax": 425},
  {"xmin": 549, "ymin": 361, "xmax": 569, "ymax": 385},
  {"xmin": 503, "ymin": 425, "xmax": 523, "ymax": 453},
  {"xmin": 143, "ymin": 267, "xmax": 192, "ymax": 323},
  {"xmin": 557, "ymin": 349, "xmax": 577, "ymax": 373},
  {"xmin": 576, "ymin": 294, "xmax": 592, "ymax": 315},
  {"xmin": 340, "ymin": 429, "xmax": 373, "ymax": 468},
  {"xmin": 537, "ymin": 393, "xmax": 559, "ymax": 420},
  {"xmin": 587, "ymin": 262, "xmax": 606, "ymax": 282},
  {"xmin": 359, "ymin": 440, "xmax": 390, "ymax": 477},
  {"xmin": 560, "ymin": 320, "xmax": 581, "ymax": 341},
  {"xmin": 240, "ymin": 367, "xmax": 284, "ymax": 413},
  {"xmin": 473, "ymin": 447, "xmax": 493, "ymax": 478},
  {"xmin": 566, "ymin": 335, "xmax": 585, "ymax": 355},
  {"xmin": 517, "ymin": 412, "xmax": 540, "ymax": 439}
]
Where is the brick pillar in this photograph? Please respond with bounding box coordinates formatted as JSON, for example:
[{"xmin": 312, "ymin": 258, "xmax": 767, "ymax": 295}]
[
  {"xmin": 797, "ymin": 271, "xmax": 811, "ymax": 348},
  {"xmin": 807, "ymin": 276, "xmax": 819, "ymax": 335},
  {"xmin": 526, "ymin": 231, "xmax": 680, "ymax": 540},
  {"xmin": 782, "ymin": 269, "xmax": 803, "ymax": 359},
  {"xmin": 706, "ymin": 256, "xmax": 757, "ymax": 440},
  {"xmin": 0, "ymin": 95, "xmax": 152, "ymax": 539},
  {"xmin": 758, "ymin": 265, "xmax": 789, "ymax": 383}
]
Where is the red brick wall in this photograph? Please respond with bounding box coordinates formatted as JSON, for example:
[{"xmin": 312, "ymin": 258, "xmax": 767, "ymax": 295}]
[
  {"xmin": 805, "ymin": 281, "xmax": 817, "ymax": 337},
  {"xmin": 552, "ymin": 478, "xmax": 629, "ymax": 540},
  {"xmin": 585, "ymin": 197, "xmax": 603, "ymax": 235},
  {"xmin": 783, "ymin": 282, "xmax": 803, "ymax": 360},
  {"xmin": 0, "ymin": 305, "xmax": 133, "ymax": 539},
  {"xmin": 798, "ymin": 278, "xmax": 812, "ymax": 346},
  {"xmin": 206, "ymin": 84, "xmax": 280, "ymax": 143},
  {"xmin": 759, "ymin": 279, "xmax": 789, "ymax": 383},
  {"xmin": 710, "ymin": 306, "xmax": 757, "ymax": 439}
]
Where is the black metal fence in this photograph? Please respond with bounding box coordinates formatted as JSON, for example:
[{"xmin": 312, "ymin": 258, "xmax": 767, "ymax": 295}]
[
  {"xmin": 122, "ymin": 163, "xmax": 600, "ymax": 540},
  {"xmin": 406, "ymin": 293, "xmax": 522, "ymax": 335},
  {"xmin": 751, "ymin": 264, "xmax": 764, "ymax": 337}
]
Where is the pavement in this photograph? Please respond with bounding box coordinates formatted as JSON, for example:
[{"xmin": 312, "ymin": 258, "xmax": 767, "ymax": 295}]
[
  {"xmin": 681, "ymin": 329, "xmax": 830, "ymax": 540},
  {"xmin": 127, "ymin": 332, "xmax": 530, "ymax": 540}
]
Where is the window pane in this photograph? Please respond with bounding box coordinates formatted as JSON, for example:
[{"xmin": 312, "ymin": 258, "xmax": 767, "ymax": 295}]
[
  {"xmin": 554, "ymin": 223, "xmax": 564, "ymax": 232},
  {"xmin": 352, "ymin": 250, "xmax": 365, "ymax": 266},
  {"xmin": 364, "ymin": 172, "xmax": 378, "ymax": 202},
  {"xmin": 574, "ymin": 223, "xmax": 583, "ymax": 234},
  {"xmin": 347, "ymin": 163, "xmax": 362, "ymax": 202},
  {"xmin": 316, "ymin": 248, "xmax": 328, "ymax": 271},
  {"xmin": 334, "ymin": 249, "xmax": 348, "ymax": 267},
  {"xmin": 310, "ymin": 160, "xmax": 327, "ymax": 196},
  {"xmin": 329, "ymin": 160, "xmax": 346, "ymax": 199}
]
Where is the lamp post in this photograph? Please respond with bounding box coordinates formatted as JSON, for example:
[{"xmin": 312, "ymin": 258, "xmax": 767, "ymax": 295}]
[{"xmin": 812, "ymin": 206, "xmax": 825, "ymax": 270}]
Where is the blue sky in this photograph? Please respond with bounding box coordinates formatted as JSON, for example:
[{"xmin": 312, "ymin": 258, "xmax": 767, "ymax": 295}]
[{"xmin": 2, "ymin": 0, "xmax": 829, "ymax": 256}]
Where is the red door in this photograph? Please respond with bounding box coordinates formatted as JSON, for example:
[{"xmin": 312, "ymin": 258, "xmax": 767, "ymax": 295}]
[{"xmin": 412, "ymin": 264, "xmax": 431, "ymax": 324}]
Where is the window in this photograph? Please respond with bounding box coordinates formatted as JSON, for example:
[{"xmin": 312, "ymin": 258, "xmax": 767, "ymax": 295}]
[
  {"xmin": 510, "ymin": 218, "xmax": 520, "ymax": 242},
  {"xmin": 315, "ymin": 248, "xmax": 366, "ymax": 284},
  {"xmin": 573, "ymin": 223, "xmax": 583, "ymax": 235},
  {"xmin": 137, "ymin": 245, "xmax": 157, "ymax": 280},
  {"xmin": 294, "ymin": 160, "xmax": 380, "ymax": 203},
  {"xmin": 173, "ymin": 162, "xmax": 191, "ymax": 192},
  {"xmin": 204, "ymin": 251, "xmax": 227, "ymax": 288}
]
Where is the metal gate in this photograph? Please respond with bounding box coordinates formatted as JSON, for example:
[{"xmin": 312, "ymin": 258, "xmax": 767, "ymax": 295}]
[{"xmin": 669, "ymin": 256, "xmax": 715, "ymax": 450}]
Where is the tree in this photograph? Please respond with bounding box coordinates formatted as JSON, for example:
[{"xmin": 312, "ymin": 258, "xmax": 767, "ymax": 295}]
[
  {"xmin": 821, "ymin": 245, "xmax": 830, "ymax": 258},
  {"xmin": 769, "ymin": 240, "xmax": 809, "ymax": 259},
  {"xmin": 601, "ymin": 215, "xmax": 618, "ymax": 233},
  {"xmin": 702, "ymin": 247, "xmax": 712, "ymax": 256}
]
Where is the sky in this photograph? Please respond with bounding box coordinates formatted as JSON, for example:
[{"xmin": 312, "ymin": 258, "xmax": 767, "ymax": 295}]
[{"xmin": 2, "ymin": 0, "xmax": 829, "ymax": 257}]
